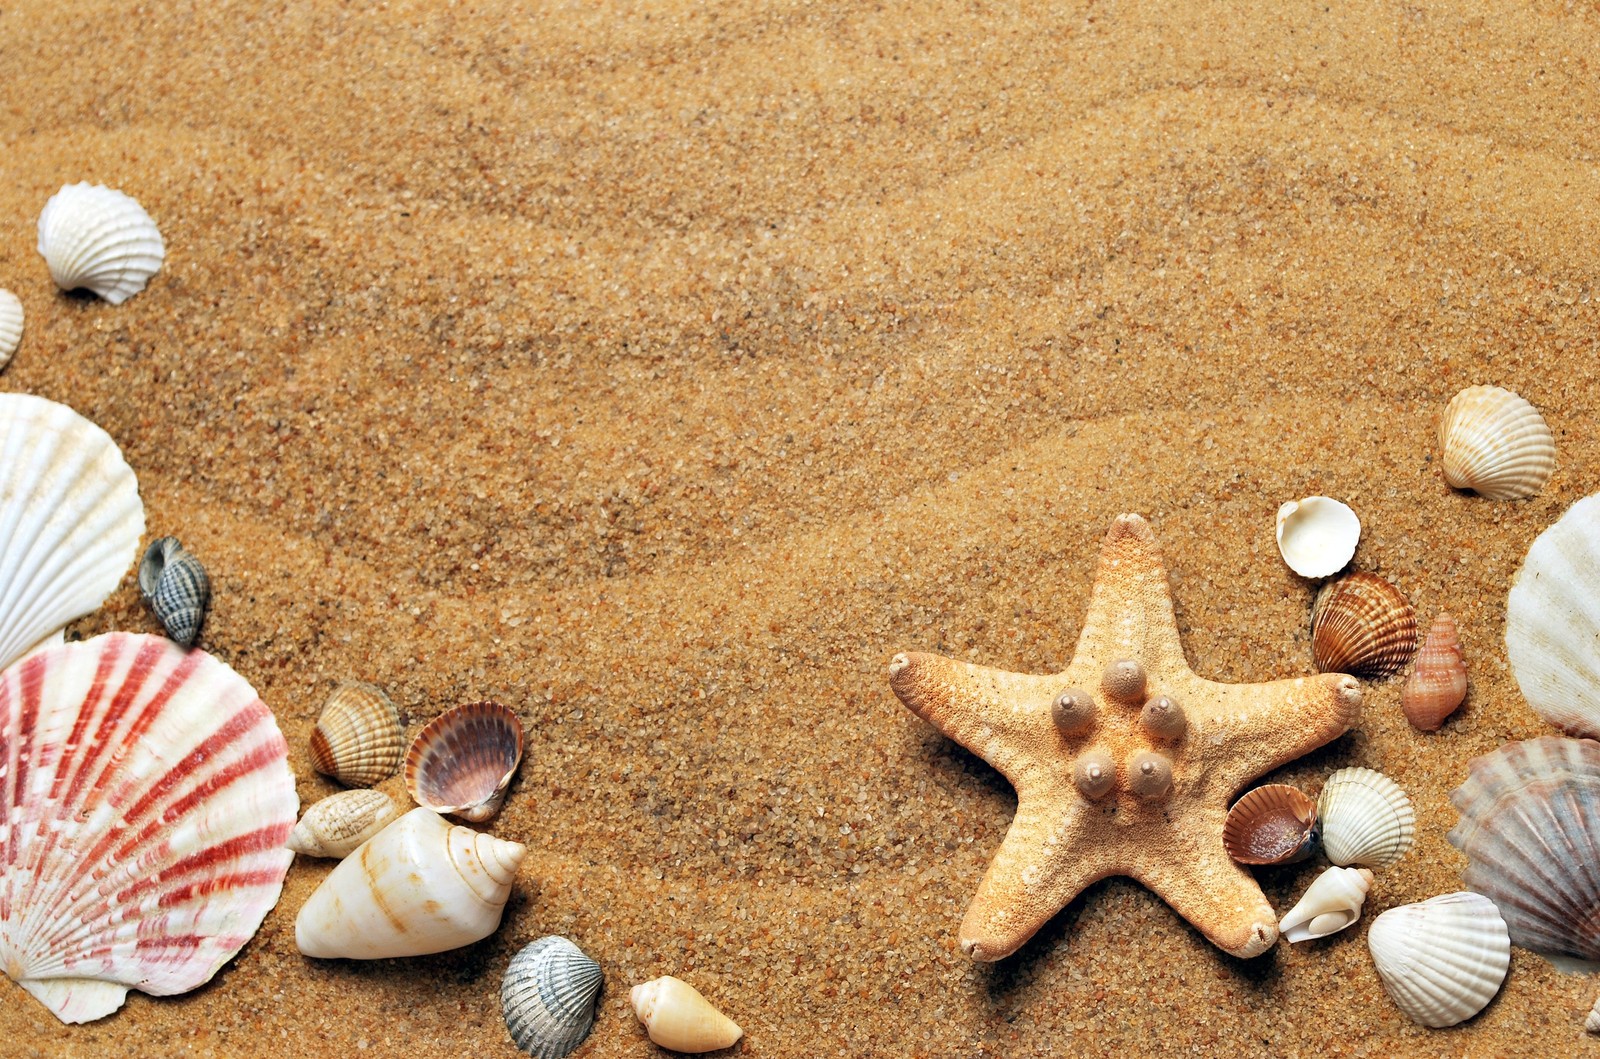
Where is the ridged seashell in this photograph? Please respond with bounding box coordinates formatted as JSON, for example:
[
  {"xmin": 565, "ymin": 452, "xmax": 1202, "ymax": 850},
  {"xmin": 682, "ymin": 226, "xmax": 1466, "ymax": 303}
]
[
  {"xmin": 1506, "ymin": 494, "xmax": 1600, "ymax": 738},
  {"xmin": 1588, "ymin": 995, "xmax": 1600, "ymax": 1035},
  {"xmin": 405, "ymin": 700, "xmax": 525, "ymax": 822},
  {"xmin": 0, "ymin": 633, "xmax": 297, "ymax": 1024},
  {"xmin": 1367, "ymin": 892, "xmax": 1510, "ymax": 1028},
  {"xmin": 1318, "ymin": 767, "xmax": 1415, "ymax": 869},
  {"xmin": 0, "ymin": 288, "xmax": 22, "ymax": 368},
  {"xmin": 36, "ymin": 183, "xmax": 165, "ymax": 305},
  {"xmin": 1310, "ymin": 572, "xmax": 1418, "ymax": 679},
  {"xmin": 1448, "ymin": 737, "xmax": 1600, "ymax": 961},
  {"xmin": 0, "ymin": 393, "xmax": 145, "ymax": 674},
  {"xmin": 288, "ymin": 790, "xmax": 401, "ymax": 859},
  {"xmin": 502, "ymin": 936, "xmax": 604, "ymax": 1059},
  {"xmin": 295, "ymin": 807, "xmax": 526, "ymax": 959},
  {"xmin": 1275, "ymin": 496, "xmax": 1360, "ymax": 579},
  {"xmin": 1279, "ymin": 866, "xmax": 1373, "ymax": 942},
  {"xmin": 1401, "ymin": 612, "xmax": 1468, "ymax": 731},
  {"xmin": 310, "ymin": 680, "xmax": 404, "ymax": 787},
  {"xmin": 1222, "ymin": 784, "xmax": 1319, "ymax": 865},
  {"xmin": 138, "ymin": 536, "xmax": 211, "ymax": 647},
  {"xmin": 1439, "ymin": 384, "xmax": 1556, "ymax": 500},
  {"xmin": 630, "ymin": 975, "xmax": 743, "ymax": 1054}
]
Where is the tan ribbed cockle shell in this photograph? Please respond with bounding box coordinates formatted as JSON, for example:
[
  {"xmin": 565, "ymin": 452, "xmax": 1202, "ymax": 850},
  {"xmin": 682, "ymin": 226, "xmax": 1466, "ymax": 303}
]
[
  {"xmin": 1401, "ymin": 612, "xmax": 1468, "ymax": 731},
  {"xmin": 1311, "ymin": 572, "xmax": 1417, "ymax": 679},
  {"xmin": 309, "ymin": 681, "xmax": 403, "ymax": 787},
  {"xmin": 1439, "ymin": 385, "xmax": 1556, "ymax": 500}
]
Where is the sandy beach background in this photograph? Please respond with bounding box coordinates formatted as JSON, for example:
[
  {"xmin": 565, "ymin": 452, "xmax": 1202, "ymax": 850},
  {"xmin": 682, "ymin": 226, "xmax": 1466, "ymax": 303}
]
[{"xmin": 3, "ymin": 0, "xmax": 1598, "ymax": 1055}]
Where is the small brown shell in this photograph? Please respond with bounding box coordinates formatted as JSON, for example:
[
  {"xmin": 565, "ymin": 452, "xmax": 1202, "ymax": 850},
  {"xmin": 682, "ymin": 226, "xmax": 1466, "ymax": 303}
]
[
  {"xmin": 1223, "ymin": 784, "xmax": 1319, "ymax": 865},
  {"xmin": 1402, "ymin": 612, "xmax": 1468, "ymax": 731},
  {"xmin": 404, "ymin": 700, "xmax": 525, "ymax": 822},
  {"xmin": 1311, "ymin": 572, "xmax": 1418, "ymax": 679},
  {"xmin": 309, "ymin": 681, "xmax": 404, "ymax": 787}
]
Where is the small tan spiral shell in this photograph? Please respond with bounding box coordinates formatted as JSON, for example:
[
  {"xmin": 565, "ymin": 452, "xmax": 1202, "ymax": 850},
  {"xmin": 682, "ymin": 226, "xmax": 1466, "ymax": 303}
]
[{"xmin": 1401, "ymin": 612, "xmax": 1468, "ymax": 731}]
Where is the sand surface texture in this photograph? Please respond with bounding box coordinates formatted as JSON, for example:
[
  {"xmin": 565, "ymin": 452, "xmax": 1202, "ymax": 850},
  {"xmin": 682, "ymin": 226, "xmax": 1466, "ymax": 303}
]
[{"xmin": 2, "ymin": 1, "xmax": 1598, "ymax": 1055}]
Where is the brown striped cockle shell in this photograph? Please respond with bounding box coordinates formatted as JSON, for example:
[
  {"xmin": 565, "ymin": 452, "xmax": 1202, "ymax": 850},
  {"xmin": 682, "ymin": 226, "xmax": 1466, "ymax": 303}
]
[
  {"xmin": 405, "ymin": 700, "xmax": 525, "ymax": 822},
  {"xmin": 1439, "ymin": 385, "xmax": 1555, "ymax": 500},
  {"xmin": 309, "ymin": 681, "xmax": 404, "ymax": 787},
  {"xmin": 1311, "ymin": 573, "xmax": 1418, "ymax": 679},
  {"xmin": 1222, "ymin": 784, "xmax": 1319, "ymax": 865},
  {"xmin": 1402, "ymin": 612, "xmax": 1468, "ymax": 731}
]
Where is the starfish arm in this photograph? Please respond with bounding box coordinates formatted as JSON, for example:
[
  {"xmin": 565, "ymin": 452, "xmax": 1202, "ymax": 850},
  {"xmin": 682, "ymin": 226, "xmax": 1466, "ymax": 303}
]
[
  {"xmin": 1132, "ymin": 823, "xmax": 1279, "ymax": 958},
  {"xmin": 1191, "ymin": 672, "xmax": 1362, "ymax": 797},
  {"xmin": 888, "ymin": 651, "xmax": 1062, "ymax": 785},
  {"xmin": 1070, "ymin": 515, "xmax": 1187, "ymax": 679}
]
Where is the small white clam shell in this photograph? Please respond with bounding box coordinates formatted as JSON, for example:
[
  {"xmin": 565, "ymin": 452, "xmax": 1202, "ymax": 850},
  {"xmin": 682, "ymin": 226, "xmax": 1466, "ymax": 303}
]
[
  {"xmin": 287, "ymin": 790, "xmax": 401, "ymax": 859},
  {"xmin": 294, "ymin": 807, "xmax": 526, "ymax": 959},
  {"xmin": 1439, "ymin": 385, "xmax": 1555, "ymax": 500},
  {"xmin": 0, "ymin": 288, "xmax": 22, "ymax": 368},
  {"xmin": 1367, "ymin": 891, "xmax": 1510, "ymax": 1028},
  {"xmin": 1279, "ymin": 866, "xmax": 1373, "ymax": 942},
  {"xmin": 37, "ymin": 183, "xmax": 165, "ymax": 305},
  {"xmin": 502, "ymin": 936, "xmax": 604, "ymax": 1059},
  {"xmin": 1587, "ymin": 994, "xmax": 1600, "ymax": 1034},
  {"xmin": 1318, "ymin": 767, "xmax": 1415, "ymax": 869},
  {"xmin": 1506, "ymin": 494, "xmax": 1600, "ymax": 738},
  {"xmin": 1276, "ymin": 497, "xmax": 1361, "ymax": 579},
  {"xmin": 630, "ymin": 975, "xmax": 743, "ymax": 1053}
]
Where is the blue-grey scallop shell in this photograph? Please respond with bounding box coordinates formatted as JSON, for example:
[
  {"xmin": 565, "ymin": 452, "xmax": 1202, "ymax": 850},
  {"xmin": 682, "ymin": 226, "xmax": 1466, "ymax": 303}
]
[
  {"xmin": 138, "ymin": 536, "xmax": 210, "ymax": 648},
  {"xmin": 502, "ymin": 936, "xmax": 604, "ymax": 1059}
]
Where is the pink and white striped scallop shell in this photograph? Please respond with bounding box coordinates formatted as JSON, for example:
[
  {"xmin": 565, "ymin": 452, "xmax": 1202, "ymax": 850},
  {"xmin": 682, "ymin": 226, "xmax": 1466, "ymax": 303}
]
[{"xmin": 0, "ymin": 632, "xmax": 298, "ymax": 1024}]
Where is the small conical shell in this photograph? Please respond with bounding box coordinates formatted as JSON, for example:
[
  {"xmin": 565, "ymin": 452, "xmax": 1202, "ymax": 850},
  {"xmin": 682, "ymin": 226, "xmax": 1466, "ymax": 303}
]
[
  {"xmin": 502, "ymin": 936, "xmax": 604, "ymax": 1059},
  {"xmin": 310, "ymin": 681, "xmax": 404, "ymax": 787},
  {"xmin": 1311, "ymin": 573, "xmax": 1418, "ymax": 679},
  {"xmin": 1401, "ymin": 612, "xmax": 1467, "ymax": 731},
  {"xmin": 405, "ymin": 700, "xmax": 525, "ymax": 822},
  {"xmin": 0, "ymin": 288, "xmax": 22, "ymax": 368},
  {"xmin": 295, "ymin": 807, "xmax": 526, "ymax": 959},
  {"xmin": 1222, "ymin": 784, "xmax": 1319, "ymax": 865},
  {"xmin": 1439, "ymin": 385, "xmax": 1556, "ymax": 500},
  {"xmin": 36, "ymin": 183, "xmax": 165, "ymax": 305},
  {"xmin": 138, "ymin": 536, "xmax": 210, "ymax": 647},
  {"xmin": 288, "ymin": 790, "xmax": 401, "ymax": 859},
  {"xmin": 1318, "ymin": 767, "xmax": 1415, "ymax": 868},
  {"xmin": 630, "ymin": 976, "xmax": 743, "ymax": 1054},
  {"xmin": 1275, "ymin": 496, "xmax": 1361, "ymax": 579},
  {"xmin": 1280, "ymin": 867, "xmax": 1374, "ymax": 942},
  {"xmin": 1367, "ymin": 892, "xmax": 1510, "ymax": 1028}
]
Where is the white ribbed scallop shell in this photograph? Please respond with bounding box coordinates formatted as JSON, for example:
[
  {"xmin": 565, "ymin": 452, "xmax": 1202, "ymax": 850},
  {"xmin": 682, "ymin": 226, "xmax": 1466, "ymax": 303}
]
[
  {"xmin": 1275, "ymin": 496, "xmax": 1360, "ymax": 579},
  {"xmin": 37, "ymin": 183, "xmax": 165, "ymax": 305},
  {"xmin": 502, "ymin": 936, "xmax": 604, "ymax": 1059},
  {"xmin": 0, "ymin": 633, "xmax": 297, "ymax": 1024},
  {"xmin": 1367, "ymin": 892, "xmax": 1510, "ymax": 1028},
  {"xmin": 1439, "ymin": 385, "xmax": 1555, "ymax": 500},
  {"xmin": 1317, "ymin": 767, "xmax": 1415, "ymax": 869},
  {"xmin": 1506, "ymin": 495, "xmax": 1600, "ymax": 737},
  {"xmin": 0, "ymin": 394, "xmax": 144, "ymax": 674},
  {"xmin": 0, "ymin": 288, "xmax": 22, "ymax": 368}
]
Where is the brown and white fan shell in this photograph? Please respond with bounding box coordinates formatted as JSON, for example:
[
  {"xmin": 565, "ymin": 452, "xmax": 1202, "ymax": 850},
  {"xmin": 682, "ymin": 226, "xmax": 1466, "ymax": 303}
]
[
  {"xmin": 1311, "ymin": 572, "xmax": 1417, "ymax": 679},
  {"xmin": 310, "ymin": 681, "xmax": 404, "ymax": 787},
  {"xmin": 1401, "ymin": 613, "xmax": 1468, "ymax": 731},
  {"xmin": 1222, "ymin": 784, "xmax": 1318, "ymax": 865},
  {"xmin": 405, "ymin": 700, "xmax": 525, "ymax": 822},
  {"xmin": 1439, "ymin": 385, "xmax": 1556, "ymax": 500}
]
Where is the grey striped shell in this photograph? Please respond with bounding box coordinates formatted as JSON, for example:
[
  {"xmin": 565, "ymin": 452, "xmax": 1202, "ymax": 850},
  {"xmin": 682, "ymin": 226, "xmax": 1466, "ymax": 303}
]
[
  {"xmin": 138, "ymin": 536, "xmax": 210, "ymax": 647},
  {"xmin": 502, "ymin": 936, "xmax": 604, "ymax": 1058}
]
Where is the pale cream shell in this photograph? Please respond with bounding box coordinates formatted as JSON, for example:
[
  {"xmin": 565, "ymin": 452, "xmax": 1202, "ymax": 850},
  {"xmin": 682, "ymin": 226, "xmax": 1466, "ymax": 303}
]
[
  {"xmin": 37, "ymin": 183, "xmax": 165, "ymax": 305},
  {"xmin": 1506, "ymin": 494, "xmax": 1600, "ymax": 738},
  {"xmin": 1279, "ymin": 866, "xmax": 1373, "ymax": 942},
  {"xmin": 1439, "ymin": 384, "xmax": 1555, "ymax": 500},
  {"xmin": 309, "ymin": 681, "xmax": 404, "ymax": 787},
  {"xmin": 0, "ymin": 288, "xmax": 22, "ymax": 368},
  {"xmin": 1367, "ymin": 892, "xmax": 1510, "ymax": 1028},
  {"xmin": 1275, "ymin": 496, "xmax": 1360, "ymax": 579},
  {"xmin": 630, "ymin": 975, "xmax": 743, "ymax": 1053},
  {"xmin": 287, "ymin": 789, "xmax": 401, "ymax": 859},
  {"xmin": 1317, "ymin": 767, "xmax": 1415, "ymax": 869}
]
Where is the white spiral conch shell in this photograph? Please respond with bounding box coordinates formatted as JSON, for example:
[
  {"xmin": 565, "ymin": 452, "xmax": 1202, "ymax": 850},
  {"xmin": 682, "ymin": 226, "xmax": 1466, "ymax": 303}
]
[
  {"xmin": 1367, "ymin": 892, "xmax": 1510, "ymax": 1028},
  {"xmin": 36, "ymin": 182, "xmax": 165, "ymax": 304},
  {"xmin": 287, "ymin": 789, "xmax": 401, "ymax": 859},
  {"xmin": 295, "ymin": 807, "xmax": 526, "ymax": 959},
  {"xmin": 1275, "ymin": 496, "xmax": 1360, "ymax": 579},
  {"xmin": 0, "ymin": 288, "xmax": 22, "ymax": 368},
  {"xmin": 1439, "ymin": 384, "xmax": 1556, "ymax": 500},
  {"xmin": 1279, "ymin": 866, "xmax": 1374, "ymax": 942},
  {"xmin": 1506, "ymin": 494, "xmax": 1600, "ymax": 738},
  {"xmin": 1317, "ymin": 767, "xmax": 1415, "ymax": 869},
  {"xmin": 630, "ymin": 975, "xmax": 743, "ymax": 1053}
]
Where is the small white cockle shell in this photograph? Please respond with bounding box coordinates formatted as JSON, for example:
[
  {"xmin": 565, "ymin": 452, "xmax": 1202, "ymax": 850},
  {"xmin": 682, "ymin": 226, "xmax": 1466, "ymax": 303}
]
[
  {"xmin": 287, "ymin": 790, "xmax": 401, "ymax": 859},
  {"xmin": 1279, "ymin": 866, "xmax": 1374, "ymax": 942},
  {"xmin": 1318, "ymin": 767, "xmax": 1416, "ymax": 869},
  {"xmin": 0, "ymin": 288, "xmax": 22, "ymax": 368},
  {"xmin": 1367, "ymin": 891, "xmax": 1510, "ymax": 1028},
  {"xmin": 1275, "ymin": 497, "xmax": 1360, "ymax": 579},
  {"xmin": 630, "ymin": 975, "xmax": 743, "ymax": 1053},
  {"xmin": 37, "ymin": 183, "xmax": 165, "ymax": 304}
]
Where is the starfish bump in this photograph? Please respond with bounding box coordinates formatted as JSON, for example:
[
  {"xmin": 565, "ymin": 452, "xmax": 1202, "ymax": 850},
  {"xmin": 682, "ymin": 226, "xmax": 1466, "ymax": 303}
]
[{"xmin": 890, "ymin": 514, "xmax": 1360, "ymax": 960}]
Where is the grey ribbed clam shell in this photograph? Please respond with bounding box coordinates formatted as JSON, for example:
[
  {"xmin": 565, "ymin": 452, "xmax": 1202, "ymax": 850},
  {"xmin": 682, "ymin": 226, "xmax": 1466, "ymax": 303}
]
[
  {"xmin": 502, "ymin": 936, "xmax": 604, "ymax": 1058},
  {"xmin": 138, "ymin": 536, "xmax": 210, "ymax": 647}
]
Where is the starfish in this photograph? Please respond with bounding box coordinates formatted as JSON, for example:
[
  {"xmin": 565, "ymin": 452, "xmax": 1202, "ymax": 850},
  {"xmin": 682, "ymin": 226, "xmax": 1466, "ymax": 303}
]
[{"xmin": 890, "ymin": 514, "xmax": 1361, "ymax": 960}]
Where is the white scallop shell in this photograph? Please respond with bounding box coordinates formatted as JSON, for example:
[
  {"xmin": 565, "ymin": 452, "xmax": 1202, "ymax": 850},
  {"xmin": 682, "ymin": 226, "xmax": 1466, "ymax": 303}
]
[
  {"xmin": 0, "ymin": 288, "xmax": 22, "ymax": 368},
  {"xmin": 287, "ymin": 789, "xmax": 401, "ymax": 859},
  {"xmin": 1506, "ymin": 494, "xmax": 1600, "ymax": 737},
  {"xmin": 502, "ymin": 936, "xmax": 604, "ymax": 1059},
  {"xmin": 295, "ymin": 807, "xmax": 526, "ymax": 959},
  {"xmin": 1279, "ymin": 866, "xmax": 1373, "ymax": 942},
  {"xmin": 1275, "ymin": 496, "xmax": 1360, "ymax": 579},
  {"xmin": 630, "ymin": 975, "xmax": 743, "ymax": 1053},
  {"xmin": 1317, "ymin": 767, "xmax": 1415, "ymax": 869},
  {"xmin": 1367, "ymin": 892, "xmax": 1510, "ymax": 1028},
  {"xmin": 1439, "ymin": 385, "xmax": 1555, "ymax": 500},
  {"xmin": 0, "ymin": 633, "xmax": 298, "ymax": 1024},
  {"xmin": 0, "ymin": 393, "xmax": 145, "ymax": 674},
  {"xmin": 37, "ymin": 183, "xmax": 165, "ymax": 305}
]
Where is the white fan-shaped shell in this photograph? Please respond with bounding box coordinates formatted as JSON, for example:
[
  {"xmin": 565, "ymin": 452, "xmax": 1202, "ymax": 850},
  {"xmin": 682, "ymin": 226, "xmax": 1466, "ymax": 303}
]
[
  {"xmin": 1367, "ymin": 892, "xmax": 1510, "ymax": 1028},
  {"xmin": 1439, "ymin": 385, "xmax": 1555, "ymax": 500},
  {"xmin": 37, "ymin": 183, "xmax": 165, "ymax": 305},
  {"xmin": 502, "ymin": 936, "xmax": 604, "ymax": 1059},
  {"xmin": 1507, "ymin": 495, "xmax": 1600, "ymax": 737},
  {"xmin": 0, "ymin": 633, "xmax": 298, "ymax": 1024},
  {"xmin": 0, "ymin": 394, "xmax": 145, "ymax": 674},
  {"xmin": 1279, "ymin": 866, "xmax": 1373, "ymax": 942},
  {"xmin": 0, "ymin": 288, "xmax": 22, "ymax": 368},
  {"xmin": 1318, "ymin": 767, "xmax": 1415, "ymax": 869},
  {"xmin": 1275, "ymin": 497, "xmax": 1360, "ymax": 579},
  {"xmin": 295, "ymin": 807, "xmax": 526, "ymax": 959}
]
